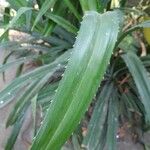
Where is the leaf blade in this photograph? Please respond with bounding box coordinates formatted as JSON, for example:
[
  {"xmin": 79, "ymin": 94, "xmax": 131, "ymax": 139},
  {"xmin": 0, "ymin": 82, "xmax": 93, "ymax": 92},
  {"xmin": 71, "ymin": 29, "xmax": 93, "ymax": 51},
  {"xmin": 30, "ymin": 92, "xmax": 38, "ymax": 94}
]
[
  {"xmin": 122, "ymin": 52, "xmax": 150, "ymax": 122},
  {"xmin": 31, "ymin": 10, "xmax": 121, "ymax": 150}
]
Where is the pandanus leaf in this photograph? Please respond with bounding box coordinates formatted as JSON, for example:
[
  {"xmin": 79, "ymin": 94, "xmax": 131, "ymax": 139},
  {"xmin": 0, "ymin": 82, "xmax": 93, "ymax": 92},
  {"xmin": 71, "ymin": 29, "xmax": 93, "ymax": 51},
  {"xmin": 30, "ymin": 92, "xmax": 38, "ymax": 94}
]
[{"xmin": 30, "ymin": 10, "xmax": 121, "ymax": 150}]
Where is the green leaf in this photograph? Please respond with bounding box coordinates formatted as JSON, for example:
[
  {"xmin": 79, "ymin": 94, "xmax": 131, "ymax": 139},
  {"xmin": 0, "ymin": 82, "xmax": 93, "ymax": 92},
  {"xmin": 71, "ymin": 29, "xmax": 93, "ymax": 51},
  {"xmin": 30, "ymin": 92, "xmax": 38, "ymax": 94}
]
[
  {"xmin": 63, "ymin": 0, "xmax": 81, "ymax": 21},
  {"xmin": 122, "ymin": 52, "xmax": 150, "ymax": 122},
  {"xmin": 116, "ymin": 20, "xmax": 150, "ymax": 48},
  {"xmin": 79, "ymin": 0, "xmax": 89, "ymax": 12},
  {"xmin": 31, "ymin": 94, "xmax": 38, "ymax": 135},
  {"xmin": 0, "ymin": 50, "xmax": 70, "ymax": 108},
  {"xmin": 43, "ymin": 1, "xmax": 66, "ymax": 36},
  {"xmin": 72, "ymin": 134, "xmax": 81, "ymax": 150},
  {"xmin": 31, "ymin": 10, "xmax": 120, "ymax": 150},
  {"xmin": 37, "ymin": 82, "xmax": 59, "ymax": 103},
  {"xmin": 6, "ymin": 81, "xmax": 38, "ymax": 127},
  {"xmin": 105, "ymin": 90, "xmax": 118, "ymax": 150},
  {"xmin": 7, "ymin": 0, "xmax": 28, "ymax": 10},
  {"xmin": 15, "ymin": 63, "xmax": 24, "ymax": 77},
  {"xmin": 3, "ymin": 7, "xmax": 10, "ymax": 41},
  {"xmin": 87, "ymin": 0, "xmax": 99, "ymax": 11},
  {"xmin": 0, "ymin": 55, "xmax": 37, "ymax": 73},
  {"xmin": 99, "ymin": 0, "xmax": 111, "ymax": 10},
  {"xmin": 46, "ymin": 13, "xmax": 78, "ymax": 34},
  {"xmin": 0, "ymin": 7, "xmax": 32, "ymax": 41},
  {"xmin": 6, "ymin": 70, "xmax": 54, "ymax": 127},
  {"xmin": 53, "ymin": 26, "xmax": 75, "ymax": 44},
  {"xmin": 82, "ymin": 83, "xmax": 119, "ymax": 150},
  {"xmin": 82, "ymin": 83, "xmax": 113, "ymax": 149},
  {"xmin": 5, "ymin": 115, "xmax": 24, "ymax": 150},
  {"xmin": 32, "ymin": 0, "xmax": 58, "ymax": 29}
]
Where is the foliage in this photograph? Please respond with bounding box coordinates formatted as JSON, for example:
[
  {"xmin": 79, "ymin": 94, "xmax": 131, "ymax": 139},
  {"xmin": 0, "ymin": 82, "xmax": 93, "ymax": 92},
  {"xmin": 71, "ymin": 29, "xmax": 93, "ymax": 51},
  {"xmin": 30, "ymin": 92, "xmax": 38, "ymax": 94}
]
[{"xmin": 0, "ymin": 0, "xmax": 150, "ymax": 150}]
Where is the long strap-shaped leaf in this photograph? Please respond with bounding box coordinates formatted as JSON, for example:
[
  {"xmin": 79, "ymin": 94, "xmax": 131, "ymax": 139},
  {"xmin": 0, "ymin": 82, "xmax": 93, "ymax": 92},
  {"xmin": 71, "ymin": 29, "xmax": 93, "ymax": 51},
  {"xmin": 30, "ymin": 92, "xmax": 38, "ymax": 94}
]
[
  {"xmin": 0, "ymin": 7, "xmax": 32, "ymax": 41},
  {"xmin": 30, "ymin": 11, "xmax": 120, "ymax": 150},
  {"xmin": 32, "ymin": 0, "xmax": 58, "ymax": 29},
  {"xmin": 122, "ymin": 52, "xmax": 150, "ymax": 122},
  {"xmin": 82, "ymin": 83, "xmax": 113, "ymax": 149}
]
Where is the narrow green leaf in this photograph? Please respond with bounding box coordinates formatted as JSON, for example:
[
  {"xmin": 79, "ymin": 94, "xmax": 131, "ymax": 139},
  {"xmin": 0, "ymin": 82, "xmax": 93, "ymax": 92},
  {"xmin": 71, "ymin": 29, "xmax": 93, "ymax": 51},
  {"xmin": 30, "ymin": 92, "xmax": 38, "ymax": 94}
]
[
  {"xmin": 7, "ymin": 0, "xmax": 27, "ymax": 9},
  {"xmin": 43, "ymin": 0, "xmax": 66, "ymax": 36},
  {"xmin": 32, "ymin": 0, "xmax": 58, "ymax": 29},
  {"xmin": 31, "ymin": 10, "xmax": 120, "ymax": 150},
  {"xmin": 87, "ymin": 0, "xmax": 98, "ymax": 11},
  {"xmin": 15, "ymin": 63, "xmax": 24, "ymax": 77},
  {"xmin": 6, "ymin": 70, "xmax": 57, "ymax": 127},
  {"xmin": 0, "ymin": 55, "xmax": 37, "ymax": 74},
  {"xmin": 43, "ymin": 20, "xmax": 55, "ymax": 36},
  {"xmin": 0, "ymin": 50, "xmax": 70, "ymax": 108},
  {"xmin": 37, "ymin": 82, "xmax": 59, "ymax": 103},
  {"xmin": 6, "ymin": 81, "xmax": 38, "ymax": 127},
  {"xmin": 79, "ymin": 0, "xmax": 89, "ymax": 12},
  {"xmin": 99, "ymin": 0, "xmax": 111, "ymax": 11},
  {"xmin": 46, "ymin": 13, "xmax": 78, "ymax": 34},
  {"xmin": 82, "ymin": 83, "xmax": 113, "ymax": 149},
  {"xmin": 105, "ymin": 91, "xmax": 118, "ymax": 150},
  {"xmin": 116, "ymin": 20, "xmax": 150, "ymax": 48},
  {"xmin": 72, "ymin": 134, "xmax": 81, "ymax": 150},
  {"xmin": 53, "ymin": 26, "xmax": 75, "ymax": 44},
  {"xmin": 122, "ymin": 52, "xmax": 150, "ymax": 122},
  {"xmin": 5, "ymin": 116, "xmax": 24, "ymax": 150},
  {"xmin": 63, "ymin": 0, "xmax": 81, "ymax": 21},
  {"xmin": 2, "ymin": 51, "xmax": 14, "ymax": 81},
  {"xmin": 3, "ymin": 7, "xmax": 10, "ymax": 41},
  {"xmin": 0, "ymin": 7, "xmax": 32, "ymax": 41}
]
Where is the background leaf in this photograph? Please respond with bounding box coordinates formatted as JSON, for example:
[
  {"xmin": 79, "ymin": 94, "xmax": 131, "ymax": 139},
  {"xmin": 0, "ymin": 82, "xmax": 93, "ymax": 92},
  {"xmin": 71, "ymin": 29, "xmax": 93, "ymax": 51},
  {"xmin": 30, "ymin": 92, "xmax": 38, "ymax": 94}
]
[{"xmin": 122, "ymin": 52, "xmax": 150, "ymax": 122}]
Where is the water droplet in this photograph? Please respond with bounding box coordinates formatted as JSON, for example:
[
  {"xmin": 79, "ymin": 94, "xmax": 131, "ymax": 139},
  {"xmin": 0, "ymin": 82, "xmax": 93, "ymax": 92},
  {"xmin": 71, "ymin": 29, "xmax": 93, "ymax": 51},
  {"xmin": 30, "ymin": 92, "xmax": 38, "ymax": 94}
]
[
  {"xmin": 8, "ymin": 92, "xmax": 11, "ymax": 95},
  {"xmin": 116, "ymin": 134, "xmax": 119, "ymax": 139},
  {"xmin": 51, "ymin": 8, "xmax": 53, "ymax": 12},
  {"xmin": 0, "ymin": 101, "xmax": 4, "ymax": 104},
  {"xmin": 57, "ymin": 64, "xmax": 61, "ymax": 67},
  {"xmin": 40, "ymin": 121, "xmax": 43, "ymax": 125}
]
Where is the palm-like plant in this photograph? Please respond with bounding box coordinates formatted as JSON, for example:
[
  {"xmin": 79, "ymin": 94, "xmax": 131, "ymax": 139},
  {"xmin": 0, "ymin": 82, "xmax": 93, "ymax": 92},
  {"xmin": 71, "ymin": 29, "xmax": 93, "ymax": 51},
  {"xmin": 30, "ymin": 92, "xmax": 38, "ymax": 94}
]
[{"xmin": 0, "ymin": 0, "xmax": 150, "ymax": 150}]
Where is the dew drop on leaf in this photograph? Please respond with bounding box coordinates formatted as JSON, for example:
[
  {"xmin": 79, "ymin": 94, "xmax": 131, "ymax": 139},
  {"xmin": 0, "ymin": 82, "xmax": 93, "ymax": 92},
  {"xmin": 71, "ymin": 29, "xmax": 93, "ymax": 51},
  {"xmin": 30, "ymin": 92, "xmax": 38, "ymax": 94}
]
[
  {"xmin": 0, "ymin": 101, "xmax": 4, "ymax": 104},
  {"xmin": 116, "ymin": 134, "xmax": 119, "ymax": 139},
  {"xmin": 57, "ymin": 64, "xmax": 61, "ymax": 67}
]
